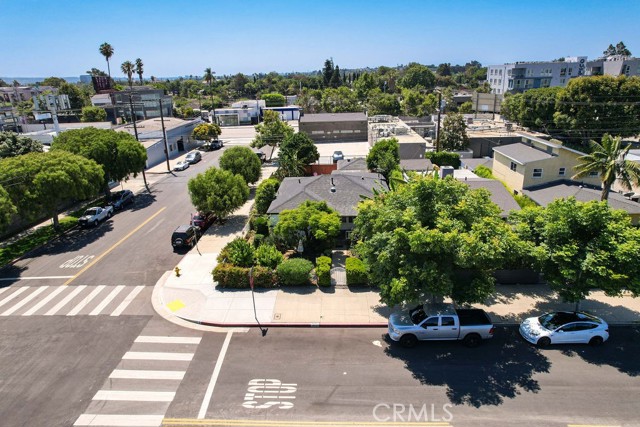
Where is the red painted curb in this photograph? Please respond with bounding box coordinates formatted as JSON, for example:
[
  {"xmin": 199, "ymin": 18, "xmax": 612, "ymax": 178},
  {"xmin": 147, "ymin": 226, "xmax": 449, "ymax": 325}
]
[{"xmin": 178, "ymin": 316, "xmax": 388, "ymax": 329}]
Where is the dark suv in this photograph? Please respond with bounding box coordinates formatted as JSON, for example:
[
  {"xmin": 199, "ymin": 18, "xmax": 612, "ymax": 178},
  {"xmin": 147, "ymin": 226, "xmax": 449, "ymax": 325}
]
[
  {"xmin": 171, "ymin": 225, "xmax": 200, "ymax": 250},
  {"xmin": 110, "ymin": 189, "xmax": 134, "ymax": 210}
]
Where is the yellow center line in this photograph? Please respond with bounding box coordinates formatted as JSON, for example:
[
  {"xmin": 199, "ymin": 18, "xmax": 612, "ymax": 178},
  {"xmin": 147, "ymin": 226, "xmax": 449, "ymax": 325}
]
[
  {"xmin": 162, "ymin": 419, "xmax": 450, "ymax": 427},
  {"xmin": 63, "ymin": 207, "xmax": 166, "ymax": 286}
]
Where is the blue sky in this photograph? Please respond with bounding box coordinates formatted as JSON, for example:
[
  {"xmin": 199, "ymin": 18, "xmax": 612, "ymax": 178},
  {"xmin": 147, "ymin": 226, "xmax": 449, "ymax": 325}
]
[{"xmin": 2, "ymin": 0, "xmax": 639, "ymax": 78}]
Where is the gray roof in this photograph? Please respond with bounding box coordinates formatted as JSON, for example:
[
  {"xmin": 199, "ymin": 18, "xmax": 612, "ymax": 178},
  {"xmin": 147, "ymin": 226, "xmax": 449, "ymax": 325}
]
[
  {"xmin": 492, "ymin": 143, "xmax": 554, "ymax": 164},
  {"xmin": 459, "ymin": 178, "xmax": 521, "ymax": 217},
  {"xmin": 400, "ymin": 158, "xmax": 433, "ymax": 171},
  {"xmin": 267, "ymin": 173, "xmax": 388, "ymax": 216},
  {"xmin": 461, "ymin": 157, "xmax": 493, "ymax": 171},
  {"xmin": 300, "ymin": 112, "xmax": 367, "ymax": 123},
  {"xmin": 337, "ymin": 157, "xmax": 368, "ymax": 171},
  {"xmin": 522, "ymin": 182, "xmax": 640, "ymax": 215},
  {"xmin": 398, "ymin": 142, "xmax": 427, "ymax": 160}
]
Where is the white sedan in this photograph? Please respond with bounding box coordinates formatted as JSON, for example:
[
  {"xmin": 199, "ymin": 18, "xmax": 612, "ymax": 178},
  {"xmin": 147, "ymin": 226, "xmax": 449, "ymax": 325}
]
[
  {"xmin": 519, "ymin": 311, "xmax": 609, "ymax": 347},
  {"xmin": 173, "ymin": 161, "xmax": 190, "ymax": 171}
]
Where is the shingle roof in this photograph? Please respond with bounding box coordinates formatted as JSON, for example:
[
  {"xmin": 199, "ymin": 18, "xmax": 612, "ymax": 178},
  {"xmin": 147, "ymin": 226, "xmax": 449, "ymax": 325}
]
[
  {"xmin": 493, "ymin": 143, "xmax": 554, "ymax": 164},
  {"xmin": 461, "ymin": 157, "xmax": 493, "ymax": 171},
  {"xmin": 267, "ymin": 173, "xmax": 388, "ymax": 216},
  {"xmin": 337, "ymin": 157, "xmax": 368, "ymax": 171},
  {"xmin": 459, "ymin": 178, "xmax": 521, "ymax": 217},
  {"xmin": 400, "ymin": 158, "xmax": 433, "ymax": 171},
  {"xmin": 300, "ymin": 112, "xmax": 367, "ymax": 123}
]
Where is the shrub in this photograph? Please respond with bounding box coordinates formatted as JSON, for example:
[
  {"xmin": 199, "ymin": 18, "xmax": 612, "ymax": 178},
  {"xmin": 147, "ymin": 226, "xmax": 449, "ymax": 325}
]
[
  {"xmin": 217, "ymin": 237, "xmax": 255, "ymax": 267},
  {"xmin": 253, "ymin": 233, "xmax": 265, "ymax": 248},
  {"xmin": 277, "ymin": 258, "xmax": 314, "ymax": 286},
  {"xmin": 473, "ymin": 165, "xmax": 494, "ymax": 179},
  {"xmin": 346, "ymin": 257, "xmax": 367, "ymax": 286},
  {"xmin": 255, "ymin": 243, "xmax": 284, "ymax": 269},
  {"xmin": 425, "ymin": 151, "xmax": 461, "ymax": 169},
  {"xmin": 213, "ymin": 264, "xmax": 276, "ymax": 288},
  {"xmin": 255, "ymin": 178, "xmax": 280, "ymax": 214},
  {"xmin": 252, "ymin": 215, "xmax": 270, "ymax": 236},
  {"xmin": 316, "ymin": 256, "xmax": 332, "ymax": 287}
]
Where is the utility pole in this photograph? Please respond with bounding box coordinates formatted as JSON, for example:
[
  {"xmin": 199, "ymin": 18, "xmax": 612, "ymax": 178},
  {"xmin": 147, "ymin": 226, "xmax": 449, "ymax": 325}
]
[
  {"xmin": 159, "ymin": 98, "xmax": 171, "ymax": 172},
  {"xmin": 435, "ymin": 91, "xmax": 442, "ymax": 152},
  {"xmin": 128, "ymin": 93, "xmax": 148, "ymax": 190}
]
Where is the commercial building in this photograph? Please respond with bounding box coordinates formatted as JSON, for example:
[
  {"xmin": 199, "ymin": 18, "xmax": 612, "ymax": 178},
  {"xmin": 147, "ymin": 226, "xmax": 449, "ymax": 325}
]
[
  {"xmin": 214, "ymin": 100, "xmax": 265, "ymax": 126},
  {"xmin": 299, "ymin": 112, "xmax": 368, "ymax": 143},
  {"xmin": 91, "ymin": 87, "xmax": 173, "ymax": 123}
]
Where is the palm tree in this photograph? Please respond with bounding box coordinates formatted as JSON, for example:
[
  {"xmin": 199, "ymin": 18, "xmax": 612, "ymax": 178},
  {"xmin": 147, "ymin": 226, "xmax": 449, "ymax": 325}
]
[
  {"xmin": 99, "ymin": 43, "xmax": 114, "ymax": 80},
  {"xmin": 573, "ymin": 134, "xmax": 640, "ymax": 201},
  {"xmin": 121, "ymin": 61, "xmax": 135, "ymax": 89},
  {"xmin": 135, "ymin": 58, "xmax": 144, "ymax": 85},
  {"xmin": 204, "ymin": 67, "xmax": 214, "ymax": 103}
]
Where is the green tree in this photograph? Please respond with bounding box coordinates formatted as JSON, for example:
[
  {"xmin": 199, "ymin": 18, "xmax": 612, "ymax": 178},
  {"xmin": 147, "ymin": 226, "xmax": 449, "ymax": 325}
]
[
  {"xmin": 354, "ymin": 177, "xmax": 524, "ymax": 306},
  {"xmin": 366, "ymin": 90, "xmax": 401, "ymax": 116},
  {"xmin": 51, "ymin": 128, "xmax": 147, "ymax": 198},
  {"xmin": 121, "ymin": 61, "xmax": 135, "ymax": 88},
  {"xmin": 188, "ymin": 167, "xmax": 249, "ymax": 219},
  {"xmin": 80, "ymin": 106, "xmax": 107, "ymax": 122},
  {"xmin": 573, "ymin": 134, "xmax": 640, "ymax": 201},
  {"xmin": 509, "ymin": 199, "xmax": 640, "ymax": 309},
  {"xmin": 99, "ymin": 42, "xmax": 114, "ymax": 80},
  {"xmin": 59, "ymin": 82, "xmax": 87, "ymax": 110},
  {"xmin": 399, "ymin": 63, "xmax": 436, "ymax": 90},
  {"xmin": 329, "ymin": 65, "xmax": 343, "ymax": 88},
  {"xmin": 218, "ymin": 238, "xmax": 255, "ymax": 267},
  {"xmin": 354, "ymin": 72, "xmax": 378, "ymax": 100},
  {"xmin": 279, "ymin": 132, "xmax": 319, "ymax": 165},
  {"xmin": 458, "ymin": 101, "xmax": 473, "ymax": 114},
  {"xmin": 322, "ymin": 58, "xmax": 335, "ymax": 87},
  {"xmin": 425, "ymin": 151, "xmax": 461, "ymax": 168},
  {"xmin": 615, "ymin": 41, "xmax": 632, "ymax": 56},
  {"xmin": 439, "ymin": 113, "xmax": 469, "ymax": 151},
  {"xmin": 0, "ymin": 185, "xmax": 17, "ymax": 231},
  {"xmin": 40, "ymin": 77, "xmax": 66, "ymax": 88},
  {"xmin": 603, "ymin": 44, "xmax": 616, "ymax": 56},
  {"xmin": 554, "ymin": 76, "xmax": 640, "ymax": 145},
  {"xmin": 0, "ymin": 151, "xmax": 103, "ymax": 228},
  {"xmin": 320, "ymin": 87, "xmax": 359, "ymax": 112},
  {"xmin": 255, "ymin": 178, "xmax": 281, "ymax": 214},
  {"xmin": 192, "ymin": 122, "xmax": 222, "ymax": 141},
  {"xmin": 251, "ymin": 110, "xmax": 294, "ymax": 159},
  {"xmin": 501, "ymin": 87, "xmax": 562, "ymax": 132},
  {"xmin": 436, "ymin": 63, "xmax": 452, "ymax": 76},
  {"xmin": 219, "ymin": 146, "xmax": 262, "ymax": 185},
  {"xmin": 134, "ymin": 58, "xmax": 144, "ymax": 85},
  {"xmin": 366, "ymin": 137, "xmax": 400, "ymax": 179},
  {"xmin": 255, "ymin": 243, "xmax": 283, "ymax": 269},
  {"xmin": 0, "ymin": 132, "xmax": 43, "ymax": 158},
  {"xmin": 261, "ymin": 93, "xmax": 286, "ymax": 107},
  {"xmin": 273, "ymin": 200, "xmax": 341, "ymax": 251}
]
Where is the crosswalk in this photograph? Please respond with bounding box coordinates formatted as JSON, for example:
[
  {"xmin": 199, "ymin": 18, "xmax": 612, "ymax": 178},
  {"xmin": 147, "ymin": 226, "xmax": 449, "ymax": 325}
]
[
  {"xmin": 0, "ymin": 285, "xmax": 147, "ymax": 316},
  {"xmin": 74, "ymin": 332, "xmax": 202, "ymax": 427}
]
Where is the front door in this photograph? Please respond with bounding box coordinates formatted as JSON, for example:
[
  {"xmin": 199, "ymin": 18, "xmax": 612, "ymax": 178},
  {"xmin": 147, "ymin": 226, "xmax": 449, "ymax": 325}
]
[{"xmin": 177, "ymin": 137, "xmax": 185, "ymax": 152}]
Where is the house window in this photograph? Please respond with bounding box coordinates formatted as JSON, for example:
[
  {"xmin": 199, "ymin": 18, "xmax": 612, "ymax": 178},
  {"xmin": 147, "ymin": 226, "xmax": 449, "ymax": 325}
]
[
  {"xmin": 558, "ymin": 167, "xmax": 566, "ymax": 176},
  {"xmin": 311, "ymin": 130, "xmax": 324, "ymax": 135},
  {"xmin": 560, "ymin": 68, "xmax": 567, "ymax": 76},
  {"xmin": 560, "ymin": 78, "xmax": 566, "ymax": 84},
  {"xmin": 510, "ymin": 162, "xmax": 517, "ymax": 172},
  {"xmin": 499, "ymin": 69, "xmax": 503, "ymax": 75},
  {"xmin": 526, "ymin": 69, "xmax": 533, "ymax": 76},
  {"xmin": 568, "ymin": 68, "xmax": 573, "ymax": 76},
  {"xmin": 533, "ymin": 169, "xmax": 543, "ymax": 178}
]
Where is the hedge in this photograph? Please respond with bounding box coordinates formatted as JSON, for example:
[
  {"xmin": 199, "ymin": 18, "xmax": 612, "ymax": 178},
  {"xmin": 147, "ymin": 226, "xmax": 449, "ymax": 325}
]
[
  {"xmin": 252, "ymin": 215, "xmax": 270, "ymax": 236},
  {"xmin": 217, "ymin": 238, "xmax": 254, "ymax": 267},
  {"xmin": 277, "ymin": 258, "xmax": 314, "ymax": 286},
  {"xmin": 346, "ymin": 257, "xmax": 367, "ymax": 286},
  {"xmin": 316, "ymin": 256, "xmax": 332, "ymax": 287},
  {"xmin": 212, "ymin": 264, "xmax": 276, "ymax": 288},
  {"xmin": 425, "ymin": 151, "xmax": 461, "ymax": 169}
]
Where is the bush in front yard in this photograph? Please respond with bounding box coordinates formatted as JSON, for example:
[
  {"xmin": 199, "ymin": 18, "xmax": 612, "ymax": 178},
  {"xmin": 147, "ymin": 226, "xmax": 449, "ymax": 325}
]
[
  {"xmin": 316, "ymin": 256, "xmax": 332, "ymax": 287},
  {"xmin": 277, "ymin": 258, "xmax": 314, "ymax": 286},
  {"xmin": 213, "ymin": 264, "xmax": 276, "ymax": 288},
  {"xmin": 346, "ymin": 257, "xmax": 367, "ymax": 286},
  {"xmin": 255, "ymin": 243, "xmax": 284, "ymax": 269},
  {"xmin": 252, "ymin": 215, "xmax": 270, "ymax": 236},
  {"xmin": 217, "ymin": 237, "xmax": 255, "ymax": 267}
]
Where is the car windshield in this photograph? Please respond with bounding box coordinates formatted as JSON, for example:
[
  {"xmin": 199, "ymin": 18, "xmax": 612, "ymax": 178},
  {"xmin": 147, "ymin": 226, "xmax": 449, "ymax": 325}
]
[
  {"xmin": 538, "ymin": 312, "xmax": 580, "ymax": 330},
  {"xmin": 193, "ymin": 215, "xmax": 203, "ymax": 220},
  {"xmin": 409, "ymin": 306, "xmax": 427, "ymax": 325},
  {"xmin": 84, "ymin": 208, "xmax": 98, "ymax": 215}
]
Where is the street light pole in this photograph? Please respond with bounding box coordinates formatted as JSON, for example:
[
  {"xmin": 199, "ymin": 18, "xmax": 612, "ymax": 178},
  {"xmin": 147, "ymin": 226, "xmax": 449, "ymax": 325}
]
[
  {"xmin": 159, "ymin": 98, "xmax": 171, "ymax": 172},
  {"xmin": 128, "ymin": 93, "xmax": 148, "ymax": 190}
]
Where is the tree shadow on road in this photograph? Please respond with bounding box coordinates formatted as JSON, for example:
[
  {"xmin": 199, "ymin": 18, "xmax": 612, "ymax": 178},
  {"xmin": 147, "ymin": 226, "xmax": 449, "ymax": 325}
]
[
  {"xmin": 0, "ymin": 264, "xmax": 27, "ymax": 285},
  {"xmin": 384, "ymin": 326, "xmax": 551, "ymax": 407}
]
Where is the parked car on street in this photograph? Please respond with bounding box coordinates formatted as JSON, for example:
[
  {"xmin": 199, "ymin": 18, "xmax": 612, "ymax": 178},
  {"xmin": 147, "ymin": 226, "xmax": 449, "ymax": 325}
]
[
  {"xmin": 185, "ymin": 150, "xmax": 202, "ymax": 164},
  {"xmin": 192, "ymin": 212, "xmax": 215, "ymax": 231},
  {"xmin": 519, "ymin": 311, "xmax": 609, "ymax": 347},
  {"xmin": 78, "ymin": 206, "xmax": 113, "ymax": 227},
  {"xmin": 332, "ymin": 151, "xmax": 344, "ymax": 163},
  {"xmin": 388, "ymin": 303, "xmax": 494, "ymax": 348},
  {"xmin": 171, "ymin": 224, "xmax": 201, "ymax": 250},
  {"xmin": 109, "ymin": 189, "xmax": 134, "ymax": 211},
  {"xmin": 201, "ymin": 140, "xmax": 223, "ymax": 151},
  {"xmin": 174, "ymin": 160, "xmax": 190, "ymax": 171}
]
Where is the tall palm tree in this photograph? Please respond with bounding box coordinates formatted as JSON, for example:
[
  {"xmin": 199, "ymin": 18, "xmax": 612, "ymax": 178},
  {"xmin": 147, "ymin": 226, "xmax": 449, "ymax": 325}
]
[
  {"xmin": 573, "ymin": 134, "xmax": 640, "ymax": 201},
  {"xmin": 135, "ymin": 58, "xmax": 144, "ymax": 85},
  {"xmin": 121, "ymin": 61, "xmax": 135, "ymax": 89},
  {"xmin": 204, "ymin": 67, "xmax": 214, "ymax": 104},
  {"xmin": 99, "ymin": 43, "xmax": 114, "ymax": 80}
]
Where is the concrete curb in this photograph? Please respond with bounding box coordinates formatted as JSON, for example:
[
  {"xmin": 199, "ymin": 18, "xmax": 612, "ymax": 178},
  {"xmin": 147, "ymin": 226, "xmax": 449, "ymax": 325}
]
[{"xmin": 1, "ymin": 224, "xmax": 79, "ymax": 269}]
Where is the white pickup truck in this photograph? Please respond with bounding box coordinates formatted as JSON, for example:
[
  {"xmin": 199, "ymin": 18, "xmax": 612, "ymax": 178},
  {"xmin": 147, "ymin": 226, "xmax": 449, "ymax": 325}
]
[
  {"xmin": 78, "ymin": 206, "xmax": 113, "ymax": 227},
  {"xmin": 388, "ymin": 303, "xmax": 494, "ymax": 348}
]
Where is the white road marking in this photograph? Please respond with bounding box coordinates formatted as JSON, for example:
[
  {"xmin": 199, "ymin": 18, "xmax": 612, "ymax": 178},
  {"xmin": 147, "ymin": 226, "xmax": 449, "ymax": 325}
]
[
  {"xmin": 122, "ymin": 351, "xmax": 194, "ymax": 361},
  {"xmin": 198, "ymin": 331, "xmax": 233, "ymax": 419},
  {"xmin": 135, "ymin": 336, "xmax": 201, "ymax": 345},
  {"xmin": 110, "ymin": 285, "xmax": 144, "ymax": 316},
  {"xmin": 89, "ymin": 285, "xmax": 124, "ymax": 316},
  {"xmin": 93, "ymin": 390, "xmax": 175, "ymax": 402},
  {"xmin": 372, "ymin": 340, "xmax": 382, "ymax": 347},
  {"xmin": 66, "ymin": 285, "xmax": 105, "ymax": 316},
  {"xmin": 22, "ymin": 286, "xmax": 67, "ymax": 315},
  {"xmin": 44, "ymin": 285, "xmax": 86, "ymax": 315},
  {"xmin": 0, "ymin": 276, "xmax": 75, "ymax": 281},
  {"xmin": 0, "ymin": 287, "xmax": 29, "ymax": 309},
  {"xmin": 0, "ymin": 287, "xmax": 9, "ymax": 296},
  {"xmin": 73, "ymin": 414, "xmax": 163, "ymax": 426},
  {"xmin": 109, "ymin": 369, "xmax": 185, "ymax": 380},
  {"xmin": 1, "ymin": 286, "xmax": 48, "ymax": 316}
]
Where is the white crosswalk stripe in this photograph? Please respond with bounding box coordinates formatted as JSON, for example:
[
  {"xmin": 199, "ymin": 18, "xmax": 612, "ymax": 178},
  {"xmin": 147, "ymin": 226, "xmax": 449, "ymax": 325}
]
[
  {"xmin": 74, "ymin": 329, "xmax": 203, "ymax": 427},
  {"xmin": 0, "ymin": 285, "xmax": 147, "ymax": 316}
]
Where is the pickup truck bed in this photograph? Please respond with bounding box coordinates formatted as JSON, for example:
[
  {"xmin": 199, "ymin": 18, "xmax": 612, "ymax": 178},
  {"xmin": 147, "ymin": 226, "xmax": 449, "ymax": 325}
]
[{"xmin": 457, "ymin": 309, "xmax": 492, "ymax": 326}]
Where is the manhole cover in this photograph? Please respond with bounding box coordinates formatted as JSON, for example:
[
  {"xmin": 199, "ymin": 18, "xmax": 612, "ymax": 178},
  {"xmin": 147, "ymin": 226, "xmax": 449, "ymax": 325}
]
[{"xmin": 273, "ymin": 313, "xmax": 282, "ymax": 320}]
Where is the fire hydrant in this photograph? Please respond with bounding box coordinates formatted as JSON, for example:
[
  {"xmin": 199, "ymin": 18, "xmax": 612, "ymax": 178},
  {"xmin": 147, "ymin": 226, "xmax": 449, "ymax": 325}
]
[{"xmin": 174, "ymin": 266, "xmax": 181, "ymax": 277}]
